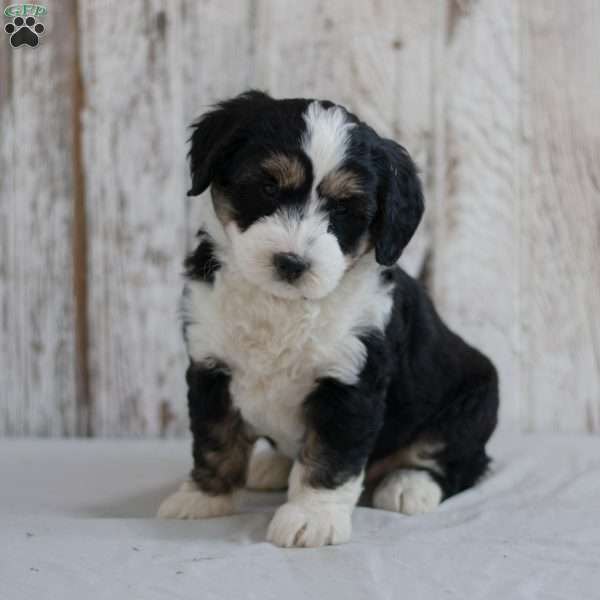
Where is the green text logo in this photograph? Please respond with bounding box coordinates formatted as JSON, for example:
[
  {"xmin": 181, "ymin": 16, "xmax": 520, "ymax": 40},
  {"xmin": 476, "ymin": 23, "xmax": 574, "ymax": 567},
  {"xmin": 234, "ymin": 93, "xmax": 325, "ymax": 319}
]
[{"xmin": 4, "ymin": 4, "xmax": 47, "ymax": 17}]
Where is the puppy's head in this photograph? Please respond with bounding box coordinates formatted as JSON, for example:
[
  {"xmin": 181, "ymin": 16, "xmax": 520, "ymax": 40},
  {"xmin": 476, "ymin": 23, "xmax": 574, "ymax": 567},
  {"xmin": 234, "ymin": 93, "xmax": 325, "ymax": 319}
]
[{"xmin": 188, "ymin": 91, "xmax": 424, "ymax": 300}]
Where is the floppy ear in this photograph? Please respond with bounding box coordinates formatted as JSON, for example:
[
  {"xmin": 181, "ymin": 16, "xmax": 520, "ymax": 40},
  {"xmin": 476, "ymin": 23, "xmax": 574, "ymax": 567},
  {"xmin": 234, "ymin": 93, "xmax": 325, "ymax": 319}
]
[
  {"xmin": 187, "ymin": 90, "xmax": 272, "ymax": 197},
  {"xmin": 371, "ymin": 139, "xmax": 424, "ymax": 266}
]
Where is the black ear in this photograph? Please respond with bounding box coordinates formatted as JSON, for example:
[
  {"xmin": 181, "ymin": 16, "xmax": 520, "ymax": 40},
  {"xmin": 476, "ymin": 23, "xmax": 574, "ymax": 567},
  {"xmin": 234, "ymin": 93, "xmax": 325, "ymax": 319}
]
[
  {"xmin": 187, "ymin": 90, "xmax": 272, "ymax": 197},
  {"xmin": 371, "ymin": 139, "xmax": 424, "ymax": 266}
]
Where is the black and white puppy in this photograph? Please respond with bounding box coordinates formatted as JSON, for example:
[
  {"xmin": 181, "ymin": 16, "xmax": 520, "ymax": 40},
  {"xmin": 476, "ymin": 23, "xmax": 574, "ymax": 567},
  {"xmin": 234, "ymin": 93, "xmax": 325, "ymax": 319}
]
[{"xmin": 158, "ymin": 91, "xmax": 499, "ymax": 548}]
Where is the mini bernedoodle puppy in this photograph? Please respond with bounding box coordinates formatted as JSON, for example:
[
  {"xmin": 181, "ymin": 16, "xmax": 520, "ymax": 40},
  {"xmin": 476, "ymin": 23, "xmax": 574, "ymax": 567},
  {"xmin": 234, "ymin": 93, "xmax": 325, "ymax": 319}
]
[{"xmin": 158, "ymin": 91, "xmax": 499, "ymax": 548}]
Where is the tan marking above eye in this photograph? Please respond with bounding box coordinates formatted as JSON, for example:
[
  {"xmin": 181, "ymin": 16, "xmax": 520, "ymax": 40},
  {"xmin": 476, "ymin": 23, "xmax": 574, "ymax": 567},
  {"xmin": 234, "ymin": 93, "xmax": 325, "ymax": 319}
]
[
  {"xmin": 261, "ymin": 153, "xmax": 305, "ymax": 189},
  {"xmin": 319, "ymin": 169, "xmax": 364, "ymax": 200}
]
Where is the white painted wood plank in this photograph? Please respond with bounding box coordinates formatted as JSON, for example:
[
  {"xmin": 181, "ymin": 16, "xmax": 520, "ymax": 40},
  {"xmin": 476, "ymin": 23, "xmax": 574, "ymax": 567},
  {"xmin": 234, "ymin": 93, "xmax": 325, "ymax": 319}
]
[
  {"xmin": 79, "ymin": 1, "xmax": 188, "ymax": 436},
  {"xmin": 520, "ymin": 0, "xmax": 600, "ymax": 432},
  {"xmin": 253, "ymin": 0, "xmax": 443, "ymax": 277},
  {"xmin": 432, "ymin": 0, "xmax": 522, "ymax": 429},
  {"xmin": 180, "ymin": 0, "xmax": 257, "ymax": 249},
  {"xmin": 79, "ymin": 1, "xmax": 258, "ymax": 436},
  {"xmin": 435, "ymin": 0, "xmax": 600, "ymax": 432},
  {"xmin": 0, "ymin": 6, "xmax": 78, "ymax": 435}
]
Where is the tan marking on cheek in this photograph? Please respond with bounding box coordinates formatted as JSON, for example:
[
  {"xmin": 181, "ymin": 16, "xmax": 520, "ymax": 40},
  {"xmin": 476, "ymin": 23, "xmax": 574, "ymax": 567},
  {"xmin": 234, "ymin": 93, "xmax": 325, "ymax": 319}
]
[
  {"xmin": 262, "ymin": 153, "xmax": 305, "ymax": 188},
  {"xmin": 344, "ymin": 236, "xmax": 372, "ymax": 269},
  {"xmin": 211, "ymin": 187, "xmax": 235, "ymax": 226},
  {"xmin": 320, "ymin": 169, "xmax": 364, "ymax": 200}
]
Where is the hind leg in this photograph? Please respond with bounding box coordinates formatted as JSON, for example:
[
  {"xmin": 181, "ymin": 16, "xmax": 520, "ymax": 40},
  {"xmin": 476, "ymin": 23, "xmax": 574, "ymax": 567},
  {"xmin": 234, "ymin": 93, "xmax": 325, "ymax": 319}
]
[{"xmin": 371, "ymin": 375, "xmax": 498, "ymax": 514}]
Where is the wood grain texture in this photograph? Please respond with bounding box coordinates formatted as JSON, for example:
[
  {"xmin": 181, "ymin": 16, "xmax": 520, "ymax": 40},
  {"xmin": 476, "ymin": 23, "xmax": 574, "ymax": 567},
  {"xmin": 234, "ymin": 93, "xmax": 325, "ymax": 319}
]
[
  {"xmin": 253, "ymin": 0, "xmax": 443, "ymax": 277},
  {"xmin": 435, "ymin": 0, "xmax": 600, "ymax": 432},
  {"xmin": 433, "ymin": 0, "xmax": 522, "ymax": 429},
  {"xmin": 519, "ymin": 0, "xmax": 600, "ymax": 431},
  {"xmin": 0, "ymin": 4, "xmax": 79, "ymax": 435},
  {"xmin": 79, "ymin": 0, "xmax": 188, "ymax": 436}
]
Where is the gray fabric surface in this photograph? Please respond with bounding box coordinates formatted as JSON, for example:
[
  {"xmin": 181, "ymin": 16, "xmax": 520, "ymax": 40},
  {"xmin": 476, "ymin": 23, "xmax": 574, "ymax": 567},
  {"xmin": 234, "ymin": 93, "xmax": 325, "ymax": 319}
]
[{"xmin": 1, "ymin": 432, "xmax": 599, "ymax": 599}]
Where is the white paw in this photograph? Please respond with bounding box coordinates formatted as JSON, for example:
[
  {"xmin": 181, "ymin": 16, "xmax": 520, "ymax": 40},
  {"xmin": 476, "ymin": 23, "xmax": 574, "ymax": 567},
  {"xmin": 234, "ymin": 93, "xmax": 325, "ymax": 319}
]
[
  {"xmin": 372, "ymin": 469, "xmax": 442, "ymax": 515},
  {"xmin": 246, "ymin": 440, "xmax": 292, "ymax": 491},
  {"xmin": 157, "ymin": 481, "xmax": 234, "ymax": 519},
  {"xmin": 266, "ymin": 502, "xmax": 352, "ymax": 548}
]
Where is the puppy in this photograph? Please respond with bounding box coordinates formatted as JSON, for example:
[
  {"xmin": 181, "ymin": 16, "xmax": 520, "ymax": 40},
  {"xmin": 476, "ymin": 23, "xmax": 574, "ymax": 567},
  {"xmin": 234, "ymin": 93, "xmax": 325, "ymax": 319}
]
[{"xmin": 158, "ymin": 91, "xmax": 499, "ymax": 548}]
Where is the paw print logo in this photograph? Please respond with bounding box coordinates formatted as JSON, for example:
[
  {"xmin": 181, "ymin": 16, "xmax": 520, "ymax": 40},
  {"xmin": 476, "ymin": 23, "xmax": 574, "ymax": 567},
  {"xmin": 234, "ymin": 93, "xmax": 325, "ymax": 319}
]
[{"xmin": 4, "ymin": 16, "xmax": 45, "ymax": 48}]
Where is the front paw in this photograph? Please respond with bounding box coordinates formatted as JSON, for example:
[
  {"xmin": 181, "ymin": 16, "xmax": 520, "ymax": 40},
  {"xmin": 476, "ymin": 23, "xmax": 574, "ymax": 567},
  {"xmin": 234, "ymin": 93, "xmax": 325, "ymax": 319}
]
[
  {"xmin": 266, "ymin": 502, "xmax": 352, "ymax": 548},
  {"xmin": 157, "ymin": 481, "xmax": 234, "ymax": 519}
]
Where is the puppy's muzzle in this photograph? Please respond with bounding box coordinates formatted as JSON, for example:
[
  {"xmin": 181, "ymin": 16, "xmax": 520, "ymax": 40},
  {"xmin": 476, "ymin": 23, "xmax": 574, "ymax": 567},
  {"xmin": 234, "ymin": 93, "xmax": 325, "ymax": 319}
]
[{"xmin": 273, "ymin": 252, "xmax": 310, "ymax": 283}]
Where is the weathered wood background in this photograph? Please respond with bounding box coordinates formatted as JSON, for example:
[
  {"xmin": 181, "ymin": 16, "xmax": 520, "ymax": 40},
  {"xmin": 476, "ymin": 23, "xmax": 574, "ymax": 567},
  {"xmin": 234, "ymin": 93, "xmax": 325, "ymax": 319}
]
[{"xmin": 1, "ymin": 0, "xmax": 599, "ymax": 436}]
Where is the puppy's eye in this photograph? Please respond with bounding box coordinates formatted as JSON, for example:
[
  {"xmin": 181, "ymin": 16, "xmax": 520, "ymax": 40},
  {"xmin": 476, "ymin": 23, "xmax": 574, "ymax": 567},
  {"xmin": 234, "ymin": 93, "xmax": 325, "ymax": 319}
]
[
  {"xmin": 262, "ymin": 182, "xmax": 278, "ymax": 197},
  {"xmin": 332, "ymin": 205, "xmax": 349, "ymax": 217}
]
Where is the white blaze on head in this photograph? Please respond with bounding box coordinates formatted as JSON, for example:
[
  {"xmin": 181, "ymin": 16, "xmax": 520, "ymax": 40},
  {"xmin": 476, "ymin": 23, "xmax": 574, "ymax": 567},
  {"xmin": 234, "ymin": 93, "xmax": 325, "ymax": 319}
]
[{"xmin": 301, "ymin": 102, "xmax": 355, "ymax": 184}]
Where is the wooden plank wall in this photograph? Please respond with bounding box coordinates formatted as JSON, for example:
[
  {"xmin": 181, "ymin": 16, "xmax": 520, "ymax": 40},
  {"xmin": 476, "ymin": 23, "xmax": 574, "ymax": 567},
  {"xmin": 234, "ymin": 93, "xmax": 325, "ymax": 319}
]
[
  {"xmin": 0, "ymin": 1, "xmax": 80, "ymax": 435},
  {"xmin": 435, "ymin": 0, "xmax": 600, "ymax": 432},
  {"xmin": 1, "ymin": 1, "xmax": 598, "ymax": 436}
]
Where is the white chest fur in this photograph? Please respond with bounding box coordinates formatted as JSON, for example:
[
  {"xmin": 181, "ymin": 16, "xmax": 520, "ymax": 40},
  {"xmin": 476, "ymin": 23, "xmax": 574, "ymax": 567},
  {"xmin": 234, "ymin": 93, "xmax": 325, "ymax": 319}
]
[{"xmin": 183, "ymin": 256, "xmax": 393, "ymax": 458}]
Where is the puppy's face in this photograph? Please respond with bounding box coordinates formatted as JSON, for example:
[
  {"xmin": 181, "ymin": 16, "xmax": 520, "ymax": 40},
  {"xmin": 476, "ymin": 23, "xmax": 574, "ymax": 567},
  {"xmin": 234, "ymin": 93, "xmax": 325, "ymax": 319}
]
[{"xmin": 188, "ymin": 92, "xmax": 424, "ymax": 300}]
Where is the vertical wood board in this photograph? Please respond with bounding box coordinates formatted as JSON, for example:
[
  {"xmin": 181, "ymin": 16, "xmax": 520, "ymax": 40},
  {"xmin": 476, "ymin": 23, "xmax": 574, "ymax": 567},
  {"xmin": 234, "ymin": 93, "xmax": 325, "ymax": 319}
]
[
  {"xmin": 433, "ymin": 0, "xmax": 522, "ymax": 429},
  {"xmin": 519, "ymin": 0, "xmax": 600, "ymax": 431},
  {"xmin": 0, "ymin": 4, "xmax": 79, "ymax": 435},
  {"xmin": 79, "ymin": 0, "xmax": 188, "ymax": 436}
]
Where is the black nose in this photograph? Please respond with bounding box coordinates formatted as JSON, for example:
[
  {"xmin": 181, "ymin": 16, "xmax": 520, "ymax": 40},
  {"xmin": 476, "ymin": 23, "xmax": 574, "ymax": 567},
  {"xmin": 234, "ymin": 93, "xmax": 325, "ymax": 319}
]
[{"xmin": 273, "ymin": 252, "xmax": 309, "ymax": 283}]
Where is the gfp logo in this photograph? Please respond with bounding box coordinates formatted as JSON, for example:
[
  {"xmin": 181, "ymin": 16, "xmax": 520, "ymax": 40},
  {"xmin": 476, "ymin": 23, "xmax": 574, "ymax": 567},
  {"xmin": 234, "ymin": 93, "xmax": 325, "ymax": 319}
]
[
  {"xmin": 4, "ymin": 4, "xmax": 47, "ymax": 17},
  {"xmin": 3, "ymin": 4, "xmax": 46, "ymax": 47}
]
